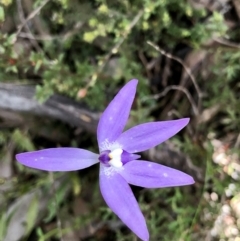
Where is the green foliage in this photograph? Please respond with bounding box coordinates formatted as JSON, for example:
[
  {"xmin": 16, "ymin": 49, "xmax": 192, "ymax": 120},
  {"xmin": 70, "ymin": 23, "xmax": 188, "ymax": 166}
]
[
  {"xmin": 1, "ymin": 0, "xmax": 240, "ymax": 240},
  {"xmin": 0, "ymin": 213, "xmax": 7, "ymax": 240},
  {"xmin": 44, "ymin": 178, "xmax": 70, "ymax": 222},
  {"xmin": 25, "ymin": 196, "xmax": 39, "ymax": 235},
  {"xmin": 0, "ymin": 0, "xmax": 228, "ymax": 108},
  {"xmin": 0, "ymin": 6, "xmax": 5, "ymax": 22},
  {"xmin": 12, "ymin": 129, "xmax": 35, "ymax": 152},
  {"xmin": 203, "ymin": 49, "xmax": 240, "ymax": 133}
]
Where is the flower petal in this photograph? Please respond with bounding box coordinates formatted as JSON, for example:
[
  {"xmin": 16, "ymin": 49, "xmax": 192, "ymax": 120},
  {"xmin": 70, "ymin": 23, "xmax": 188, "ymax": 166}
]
[
  {"xmin": 116, "ymin": 118, "xmax": 190, "ymax": 153},
  {"xmin": 121, "ymin": 151, "xmax": 140, "ymax": 165},
  {"xmin": 99, "ymin": 165, "xmax": 149, "ymax": 241},
  {"xmin": 16, "ymin": 148, "xmax": 99, "ymax": 171},
  {"xmin": 97, "ymin": 79, "xmax": 138, "ymax": 151},
  {"xmin": 120, "ymin": 160, "xmax": 194, "ymax": 188}
]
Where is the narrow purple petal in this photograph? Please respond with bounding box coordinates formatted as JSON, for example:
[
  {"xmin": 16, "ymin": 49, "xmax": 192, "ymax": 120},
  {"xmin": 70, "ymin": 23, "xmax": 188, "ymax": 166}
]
[
  {"xmin": 121, "ymin": 151, "xmax": 140, "ymax": 165},
  {"xmin": 120, "ymin": 160, "xmax": 194, "ymax": 188},
  {"xmin": 99, "ymin": 165, "xmax": 149, "ymax": 241},
  {"xmin": 116, "ymin": 118, "xmax": 190, "ymax": 153},
  {"xmin": 97, "ymin": 80, "xmax": 138, "ymax": 151},
  {"xmin": 16, "ymin": 148, "xmax": 99, "ymax": 171}
]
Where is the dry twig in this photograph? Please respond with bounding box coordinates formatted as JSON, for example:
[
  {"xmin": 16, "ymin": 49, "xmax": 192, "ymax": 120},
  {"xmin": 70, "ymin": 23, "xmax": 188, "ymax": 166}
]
[
  {"xmin": 16, "ymin": 0, "xmax": 42, "ymax": 52},
  {"xmin": 147, "ymin": 41, "xmax": 202, "ymax": 100},
  {"xmin": 16, "ymin": 0, "xmax": 51, "ymax": 37},
  {"xmin": 18, "ymin": 21, "xmax": 84, "ymax": 42},
  {"xmin": 138, "ymin": 50, "xmax": 152, "ymax": 80},
  {"xmin": 0, "ymin": 83, "xmax": 99, "ymax": 133},
  {"xmin": 213, "ymin": 37, "xmax": 240, "ymax": 49},
  {"xmin": 142, "ymin": 85, "xmax": 199, "ymax": 116}
]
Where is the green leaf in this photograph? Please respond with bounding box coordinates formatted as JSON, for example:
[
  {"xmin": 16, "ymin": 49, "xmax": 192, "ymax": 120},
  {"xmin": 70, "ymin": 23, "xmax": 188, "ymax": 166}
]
[
  {"xmin": 0, "ymin": 213, "xmax": 7, "ymax": 240},
  {"xmin": 0, "ymin": 6, "xmax": 5, "ymax": 22},
  {"xmin": 12, "ymin": 129, "xmax": 35, "ymax": 151},
  {"xmin": 25, "ymin": 196, "xmax": 39, "ymax": 235}
]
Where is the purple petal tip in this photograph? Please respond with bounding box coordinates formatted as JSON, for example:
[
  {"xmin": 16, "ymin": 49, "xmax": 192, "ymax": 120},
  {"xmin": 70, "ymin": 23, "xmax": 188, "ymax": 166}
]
[
  {"xmin": 182, "ymin": 117, "xmax": 190, "ymax": 125},
  {"xmin": 129, "ymin": 78, "xmax": 138, "ymax": 83}
]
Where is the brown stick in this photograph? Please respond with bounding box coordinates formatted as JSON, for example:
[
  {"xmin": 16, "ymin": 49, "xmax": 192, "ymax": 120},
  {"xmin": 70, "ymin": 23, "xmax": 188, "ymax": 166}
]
[{"xmin": 0, "ymin": 83, "xmax": 99, "ymax": 133}]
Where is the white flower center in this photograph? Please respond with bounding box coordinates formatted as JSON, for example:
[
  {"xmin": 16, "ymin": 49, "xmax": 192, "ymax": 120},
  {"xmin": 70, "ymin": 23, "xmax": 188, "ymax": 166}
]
[{"xmin": 108, "ymin": 148, "xmax": 123, "ymax": 168}]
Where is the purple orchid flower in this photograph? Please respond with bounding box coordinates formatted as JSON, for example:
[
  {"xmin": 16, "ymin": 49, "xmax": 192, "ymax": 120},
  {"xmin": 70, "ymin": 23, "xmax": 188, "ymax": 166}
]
[{"xmin": 16, "ymin": 79, "xmax": 194, "ymax": 241}]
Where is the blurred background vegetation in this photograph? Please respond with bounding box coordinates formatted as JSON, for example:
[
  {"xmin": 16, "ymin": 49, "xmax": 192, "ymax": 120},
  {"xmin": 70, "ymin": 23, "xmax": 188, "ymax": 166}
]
[{"xmin": 0, "ymin": 0, "xmax": 240, "ymax": 240}]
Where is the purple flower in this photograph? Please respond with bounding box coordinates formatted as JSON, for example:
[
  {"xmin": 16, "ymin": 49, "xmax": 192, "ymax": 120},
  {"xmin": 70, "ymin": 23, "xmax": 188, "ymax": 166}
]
[{"xmin": 16, "ymin": 79, "xmax": 194, "ymax": 241}]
